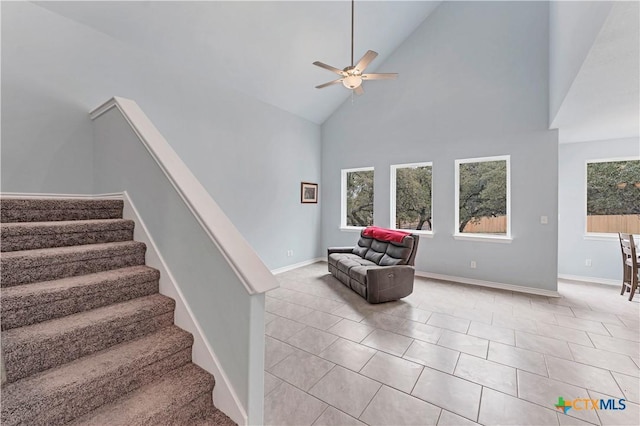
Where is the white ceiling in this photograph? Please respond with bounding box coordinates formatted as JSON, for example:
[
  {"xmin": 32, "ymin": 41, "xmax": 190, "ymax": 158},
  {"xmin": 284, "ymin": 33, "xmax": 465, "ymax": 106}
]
[
  {"xmin": 36, "ymin": 0, "xmax": 441, "ymax": 124},
  {"xmin": 552, "ymin": 1, "xmax": 640, "ymax": 143},
  {"xmin": 33, "ymin": 1, "xmax": 638, "ymax": 139}
]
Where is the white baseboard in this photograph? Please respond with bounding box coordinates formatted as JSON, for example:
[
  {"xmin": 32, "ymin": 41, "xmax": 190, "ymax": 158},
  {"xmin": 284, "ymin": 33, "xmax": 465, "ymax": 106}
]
[
  {"xmin": 121, "ymin": 191, "xmax": 247, "ymax": 425},
  {"xmin": 270, "ymin": 258, "xmax": 561, "ymax": 298},
  {"xmin": 558, "ymin": 274, "xmax": 620, "ymax": 287},
  {"xmin": 0, "ymin": 192, "xmax": 123, "ymax": 199},
  {"xmin": 271, "ymin": 257, "xmax": 324, "ymax": 275},
  {"xmin": 415, "ymin": 270, "xmax": 561, "ymax": 298}
]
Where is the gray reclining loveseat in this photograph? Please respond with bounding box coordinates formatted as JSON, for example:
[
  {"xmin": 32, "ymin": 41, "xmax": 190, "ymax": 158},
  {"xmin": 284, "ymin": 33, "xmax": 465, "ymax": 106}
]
[{"xmin": 327, "ymin": 226, "xmax": 419, "ymax": 304}]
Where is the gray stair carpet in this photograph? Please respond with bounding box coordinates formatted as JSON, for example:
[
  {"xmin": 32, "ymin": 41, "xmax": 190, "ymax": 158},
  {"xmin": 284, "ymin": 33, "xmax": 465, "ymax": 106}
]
[{"xmin": 0, "ymin": 198, "xmax": 236, "ymax": 426}]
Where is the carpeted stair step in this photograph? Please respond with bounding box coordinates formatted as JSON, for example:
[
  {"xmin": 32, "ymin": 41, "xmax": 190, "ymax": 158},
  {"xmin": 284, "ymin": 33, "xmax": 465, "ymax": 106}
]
[
  {"xmin": 1, "ymin": 219, "xmax": 135, "ymax": 252},
  {"xmin": 161, "ymin": 394, "xmax": 236, "ymax": 426},
  {"xmin": 186, "ymin": 404, "xmax": 238, "ymax": 426},
  {"xmin": 1, "ymin": 266, "xmax": 160, "ymax": 330},
  {"xmin": 2, "ymin": 293, "xmax": 175, "ymax": 383},
  {"xmin": 0, "ymin": 326, "xmax": 194, "ymax": 426},
  {"xmin": 0, "ymin": 241, "xmax": 146, "ymax": 287},
  {"xmin": 69, "ymin": 363, "xmax": 216, "ymax": 426},
  {"xmin": 0, "ymin": 198, "xmax": 123, "ymax": 223},
  {"xmin": 195, "ymin": 410, "xmax": 237, "ymax": 425}
]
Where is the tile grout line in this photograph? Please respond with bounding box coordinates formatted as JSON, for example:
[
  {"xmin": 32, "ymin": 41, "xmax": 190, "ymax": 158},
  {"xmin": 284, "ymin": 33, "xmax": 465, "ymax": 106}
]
[
  {"xmin": 433, "ymin": 408, "xmax": 444, "ymax": 426},
  {"xmin": 267, "ymin": 266, "xmax": 638, "ymax": 426},
  {"xmin": 587, "ymin": 389, "xmax": 605, "ymax": 426},
  {"xmin": 309, "ymin": 405, "xmax": 330, "ymax": 426},
  {"xmin": 608, "ymin": 369, "xmax": 629, "ymax": 402},
  {"xmin": 476, "ymin": 386, "xmax": 484, "ymax": 423},
  {"xmin": 276, "ymin": 309, "xmax": 639, "ymax": 383},
  {"xmin": 355, "ymin": 382, "xmax": 383, "ymax": 422}
]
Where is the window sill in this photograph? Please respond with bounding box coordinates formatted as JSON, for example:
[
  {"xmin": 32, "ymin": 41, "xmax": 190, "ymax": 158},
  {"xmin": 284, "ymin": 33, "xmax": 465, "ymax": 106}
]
[
  {"xmin": 584, "ymin": 233, "xmax": 619, "ymax": 241},
  {"xmin": 453, "ymin": 234, "xmax": 513, "ymax": 243},
  {"xmin": 393, "ymin": 229, "xmax": 434, "ymax": 238},
  {"xmin": 339, "ymin": 226, "xmax": 365, "ymax": 232}
]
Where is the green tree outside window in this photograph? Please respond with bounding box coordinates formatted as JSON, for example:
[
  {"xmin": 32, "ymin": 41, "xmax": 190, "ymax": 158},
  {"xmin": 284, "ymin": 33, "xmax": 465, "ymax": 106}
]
[
  {"xmin": 458, "ymin": 159, "xmax": 508, "ymax": 234},
  {"xmin": 346, "ymin": 170, "xmax": 374, "ymax": 227},
  {"xmin": 395, "ymin": 165, "xmax": 432, "ymax": 231},
  {"xmin": 587, "ymin": 159, "xmax": 640, "ymax": 233}
]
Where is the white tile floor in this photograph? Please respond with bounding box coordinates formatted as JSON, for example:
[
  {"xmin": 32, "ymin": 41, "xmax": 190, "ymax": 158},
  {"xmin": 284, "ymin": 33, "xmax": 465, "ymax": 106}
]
[{"xmin": 264, "ymin": 262, "xmax": 640, "ymax": 425}]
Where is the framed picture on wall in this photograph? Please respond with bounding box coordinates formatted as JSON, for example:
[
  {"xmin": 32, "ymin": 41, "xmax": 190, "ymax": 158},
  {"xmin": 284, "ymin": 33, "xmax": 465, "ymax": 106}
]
[{"xmin": 301, "ymin": 182, "xmax": 318, "ymax": 203}]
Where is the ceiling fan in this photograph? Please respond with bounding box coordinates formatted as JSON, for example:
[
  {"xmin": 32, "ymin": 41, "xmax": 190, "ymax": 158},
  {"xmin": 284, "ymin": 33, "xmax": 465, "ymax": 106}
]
[{"xmin": 313, "ymin": 0, "xmax": 398, "ymax": 95}]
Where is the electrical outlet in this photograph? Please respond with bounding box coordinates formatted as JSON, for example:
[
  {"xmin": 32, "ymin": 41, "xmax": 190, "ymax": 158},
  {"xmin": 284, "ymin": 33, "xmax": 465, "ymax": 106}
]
[
  {"xmin": 585, "ymin": 259, "xmax": 592, "ymax": 267},
  {"xmin": 287, "ymin": 250, "xmax": 294, "ymax": 257},
  {"xmin": 470, "ymin": 261, "xmax": 477, "ymax": 269},
  {"xmin": 540, "ymin": 216, "xmax": 548, "ymax": 224}
]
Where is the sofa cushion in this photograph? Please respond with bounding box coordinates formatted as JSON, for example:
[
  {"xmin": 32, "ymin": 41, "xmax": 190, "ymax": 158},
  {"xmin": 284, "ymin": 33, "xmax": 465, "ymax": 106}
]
[
  {"xmin": 364, "ymin": 239, "xmax": 388, "ymax": 263},
  {"xmin": 352, "ymin": 245, "xmax": 369, "ymax": 257},
  {"xmin": 379, "ymin": 254, "xmax": 404, "ymax": 266},
  {"xmin": 349, "ymin": 265, "xmax": 383, "ymax": 284},
  {"xmin": 371, "ymin": 239, "xmax": 389, "ymax": 253},
  {"xmin": 352, "ymin": 236, "xmax": 373, "ymax": 257},
  {"xmin": 329, "ymin": 253, "xmax": 357, "ymax": 268},
  {"xmin": 331, "ymin": 253, "xmax": 376, "ymax": 274},
  {"xmin": 328, "ymin": 252, "xmax": 346, "ymax": 267},
  {"xmin": 383, "ymin": 241, "xmax": 414, "ymax": 264},
  {"xmin": 349, "ymin": 266, "xmax": 368, "ymax": 283},
  {"xmin": 338, "ymin": 259, "xmax": 360, "ymax": 274},
  {"xmin": 364, "ymin": 250, "xmax": 384, "ymax": 264}
]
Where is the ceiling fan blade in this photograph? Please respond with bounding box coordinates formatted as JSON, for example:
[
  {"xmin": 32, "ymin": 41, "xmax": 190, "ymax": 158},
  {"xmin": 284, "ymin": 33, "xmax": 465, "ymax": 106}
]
[
  {"xmin": 315, "ymin": 79, "xmax": 344, "ymax": 89},
  {"xmin": 362, "ymin": 73, "xmax": 398, "ymax": 80},
  {"xmin": 354, "ymin": 85, "xmax": 364, "ymax": 96},
  {"xmin": 354, "ymin": 50, "xmax": 378, "ymax": 72},
  {"xmin": 313, "ymin": 61, "xmax": 346, "ymax": 76}
]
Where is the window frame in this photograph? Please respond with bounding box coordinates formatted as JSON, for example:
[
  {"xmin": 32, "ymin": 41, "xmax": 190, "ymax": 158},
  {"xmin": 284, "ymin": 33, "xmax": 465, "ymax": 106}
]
[
  {"xmin": 584, "ymin": 156, "xmax": 640, "ymax": 239},
  {"xmin": 454, "ymin": 155, "xmax": 512, "ymax": 242},
  {"xmin": 340, "ymin": 166, "xmax": 375, "ymax": 231},
  {"xmin": 390, "ymin": 161, "xmax": 434, "ymax": 236}
]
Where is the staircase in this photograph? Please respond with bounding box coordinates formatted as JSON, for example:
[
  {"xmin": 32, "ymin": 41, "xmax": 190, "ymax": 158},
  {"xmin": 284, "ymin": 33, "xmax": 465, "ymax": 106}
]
[{"xmin": 0, "ymin": 198, "xmax": 236, "ymax": 425}]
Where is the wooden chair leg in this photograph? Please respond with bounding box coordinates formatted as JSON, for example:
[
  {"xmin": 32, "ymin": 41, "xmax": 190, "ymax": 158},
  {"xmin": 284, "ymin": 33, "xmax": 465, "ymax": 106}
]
[
  {"xmin": 621, "ymin": 265, "xmax": 630, "ymax": 295},
  {"xmin": 629, "ymin": 273, "xmax": 638, "ymax": 302}
]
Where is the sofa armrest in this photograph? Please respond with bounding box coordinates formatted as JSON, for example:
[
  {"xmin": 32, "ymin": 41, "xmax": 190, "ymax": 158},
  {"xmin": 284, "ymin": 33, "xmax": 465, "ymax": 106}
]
[
  {"xmin": 327, "ymin": 247, "xmax": 354, "ymax": 255},
  {"xmin": 366, "ymin": 265, "xmax": 415, "ymax": 304}
]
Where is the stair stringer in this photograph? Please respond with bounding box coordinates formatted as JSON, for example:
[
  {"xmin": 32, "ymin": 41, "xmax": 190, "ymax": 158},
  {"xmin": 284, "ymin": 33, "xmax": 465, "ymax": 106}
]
[{"xmin": 122, "ymin": 190, "xmax": 247, "ymax": 426}]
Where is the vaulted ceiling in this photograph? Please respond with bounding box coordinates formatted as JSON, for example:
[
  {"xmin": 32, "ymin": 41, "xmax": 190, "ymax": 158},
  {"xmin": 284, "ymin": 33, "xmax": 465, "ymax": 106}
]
[
  {"xmin": 36, "ymin": 0, "xmax": 638, "ymax": 142},
  {"xmin": 552, "ymin": 1, "xmax": 640, "ymax": 143},
  {"xmin": 36, "ymin": 0, "xmax": 441, "ymax": 124}
]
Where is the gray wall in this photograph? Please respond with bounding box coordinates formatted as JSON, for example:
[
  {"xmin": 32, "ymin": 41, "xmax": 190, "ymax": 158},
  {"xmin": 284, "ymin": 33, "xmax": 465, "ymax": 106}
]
[
  {"xmin": 321, "ymin": 1, "xmax": 559, "ymax": 291},
  {"xmin": 549, "ymin": 1, "xmax": 613, "ymax": 126},
  {"xmin": 93, "ymin": 108, "xmax": 265, "ymax": 423},
  {"xmin": 1, "ymin": 4, "xmax": 95, "ymax": 194},
  {"xmin": 558, "ymin": 137, "xmax": 640, "ymax": 282},
  {"xmin": 0, "ymin": 2, "xmax": 322, "ymax": 270}
]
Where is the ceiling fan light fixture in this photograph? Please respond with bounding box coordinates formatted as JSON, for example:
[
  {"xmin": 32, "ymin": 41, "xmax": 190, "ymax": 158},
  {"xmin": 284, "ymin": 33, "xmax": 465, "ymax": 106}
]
[
  {"xmin": 313, "ymin": 0, "xmax": 397, "ymax": 94},
  {"xmin": 342, "ymin": 75, "xmax": 363, "ymax": 89}
]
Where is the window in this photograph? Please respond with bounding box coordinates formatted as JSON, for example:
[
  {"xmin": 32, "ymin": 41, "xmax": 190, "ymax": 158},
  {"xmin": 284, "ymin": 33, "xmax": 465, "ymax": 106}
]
[
  {"xmin": 586, "ymin": 158, "xmax": 640, "ymax": 234},
  {"xmin": 341, "ymin": 167, "xmax": 374, "ymax": 228},
  {"xmin": 391, "ymin": 162, "xmax": 433, "ymax": 233},
  {"xmin": 455, "ymin": 156, "xmax": 510, "ymax": 239}
]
